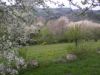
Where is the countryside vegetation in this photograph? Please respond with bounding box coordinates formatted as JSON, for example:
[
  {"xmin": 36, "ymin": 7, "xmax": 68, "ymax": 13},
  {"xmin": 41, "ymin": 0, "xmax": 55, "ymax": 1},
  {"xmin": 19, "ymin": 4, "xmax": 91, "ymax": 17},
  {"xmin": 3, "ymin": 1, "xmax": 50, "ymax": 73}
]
[{"xmin": 0, "ymin": 0, "xmax": 100, "ymax": 75}]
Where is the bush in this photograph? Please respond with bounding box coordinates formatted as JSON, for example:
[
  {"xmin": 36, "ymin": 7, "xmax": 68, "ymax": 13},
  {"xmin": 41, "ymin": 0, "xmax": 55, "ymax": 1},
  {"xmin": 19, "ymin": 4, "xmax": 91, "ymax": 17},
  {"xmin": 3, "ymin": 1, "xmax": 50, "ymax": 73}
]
[
  {"xmin": 66, "ymin": 41, "xmax": 100, "ymax": 59},
  {"xmin": 39, "ymin": 27, "xmax": 54, "ymax": 44},
  {"xmin": 66, "ymin": 24, "xmax": 83, "ymax": 47},
  {"xmin": 91, "ymin": 27, "xmax": 100, "ymax": 41}
]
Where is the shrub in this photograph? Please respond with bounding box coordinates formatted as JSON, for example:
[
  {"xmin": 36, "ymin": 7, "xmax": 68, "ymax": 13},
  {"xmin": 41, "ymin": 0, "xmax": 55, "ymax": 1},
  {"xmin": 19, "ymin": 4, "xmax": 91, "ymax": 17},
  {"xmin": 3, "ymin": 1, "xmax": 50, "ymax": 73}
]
[
  {"xmin": 66, "ymin": 20, "xmax": 100, "ymax": 43},
  {"xmin": 39, "ymin": 27, "xmax": 54, "ymax": 44},
  {"xmin": 66, "ymin": 24, "xmax": 83, "ymax": 47},
  {"xmin": 91, "ymin": 27, "xmax": 100, "ymax": 41}
]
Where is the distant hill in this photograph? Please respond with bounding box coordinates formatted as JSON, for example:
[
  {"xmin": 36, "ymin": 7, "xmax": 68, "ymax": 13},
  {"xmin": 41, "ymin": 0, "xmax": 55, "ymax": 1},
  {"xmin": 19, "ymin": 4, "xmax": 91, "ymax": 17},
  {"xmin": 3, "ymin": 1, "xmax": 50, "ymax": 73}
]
[{"xmin": 34, "ymin": 8, "xmax": 100, "ymax": 23}]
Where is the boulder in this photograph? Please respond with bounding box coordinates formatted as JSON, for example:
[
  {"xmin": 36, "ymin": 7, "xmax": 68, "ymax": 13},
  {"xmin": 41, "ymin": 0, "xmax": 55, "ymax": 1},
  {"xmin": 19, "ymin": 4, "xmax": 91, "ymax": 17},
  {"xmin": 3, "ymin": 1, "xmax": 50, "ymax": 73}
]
[
  {"xmin": 96, "ymin": 48, "xmax": 100, "ymax": 54},
  {"xmin": 66, "ymin": 54, "xmax": 77, "ymax": 61},
  {"xmin": 97, "ymin": 50, "xmax": 100, "ymax": 54},
  {"xmin": 28, "ymin": 60, "xmax": 39, "ymax": 68}
]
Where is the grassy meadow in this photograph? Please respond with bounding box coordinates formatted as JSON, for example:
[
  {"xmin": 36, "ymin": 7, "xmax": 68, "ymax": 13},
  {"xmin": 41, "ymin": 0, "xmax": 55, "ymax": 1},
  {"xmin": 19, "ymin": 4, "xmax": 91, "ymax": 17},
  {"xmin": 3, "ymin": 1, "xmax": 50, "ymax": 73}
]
[{"xmin": 19, "ymin": 41, "xmax": 100, "ymax": 75}]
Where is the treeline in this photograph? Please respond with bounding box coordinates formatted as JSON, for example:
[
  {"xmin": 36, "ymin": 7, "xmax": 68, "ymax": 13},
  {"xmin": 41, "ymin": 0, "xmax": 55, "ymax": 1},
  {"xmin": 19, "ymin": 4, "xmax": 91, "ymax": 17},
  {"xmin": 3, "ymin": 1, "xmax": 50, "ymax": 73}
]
[{"xmin": 20, "ymin": 17, "xmax": 100, "ymax": 46}]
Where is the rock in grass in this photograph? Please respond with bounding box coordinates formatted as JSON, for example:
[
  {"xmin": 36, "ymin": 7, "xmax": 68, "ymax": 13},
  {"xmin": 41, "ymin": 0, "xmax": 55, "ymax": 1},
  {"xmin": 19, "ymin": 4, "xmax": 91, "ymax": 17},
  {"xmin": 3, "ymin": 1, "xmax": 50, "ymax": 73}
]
[
  {"xmin": 29, "ymin": 60, "xmax": 39, "ymax": 68},
  {"xmin": 96, "ymin": 49, "xmax": 100, "ymax": 54},
  {"xmin": 66, "ymin": 54, "xmax": 77, "ymax": 61},
  {"xmin": 97, "ymin": 50, "xmax": 100, "ymax": 54}
]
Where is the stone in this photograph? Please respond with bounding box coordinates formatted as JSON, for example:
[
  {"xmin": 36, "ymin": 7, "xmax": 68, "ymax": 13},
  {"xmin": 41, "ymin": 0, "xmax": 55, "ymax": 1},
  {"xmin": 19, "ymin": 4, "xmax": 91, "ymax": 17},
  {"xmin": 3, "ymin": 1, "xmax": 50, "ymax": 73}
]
[
  {"xmin": 96, "ymin": 49, "xmax": 100, "ymax": 54},
  {"xmin": 29, "ymin": 60, "xmax": 39, "ymax": 68},
  {"xmin": 97, "ymin": 50, "xmax": 100, "ymax": 53},
  {"xmin": 66, "ymin": 54, "xmax": 77, "ymax": 61}
]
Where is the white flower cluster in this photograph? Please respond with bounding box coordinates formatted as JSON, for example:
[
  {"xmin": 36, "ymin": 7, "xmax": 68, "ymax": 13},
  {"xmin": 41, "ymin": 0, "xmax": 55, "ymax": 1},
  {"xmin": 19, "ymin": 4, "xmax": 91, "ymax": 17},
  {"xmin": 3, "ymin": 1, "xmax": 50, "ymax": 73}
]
[
  {"xmin": 0, "ymin": 63, "xmax": 18, "ymax": 75},
  {"xmin": 0, "ymin": 50, "xmax": 27, "ymax": 75}
]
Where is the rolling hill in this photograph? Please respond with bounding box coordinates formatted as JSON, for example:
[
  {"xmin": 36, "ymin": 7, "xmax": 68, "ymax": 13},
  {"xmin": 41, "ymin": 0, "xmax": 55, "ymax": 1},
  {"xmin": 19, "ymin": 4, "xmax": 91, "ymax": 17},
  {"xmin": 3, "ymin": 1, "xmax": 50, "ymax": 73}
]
[{"xmin": 35, "ymin": 8, "xmax": 100, "ymax": 23}]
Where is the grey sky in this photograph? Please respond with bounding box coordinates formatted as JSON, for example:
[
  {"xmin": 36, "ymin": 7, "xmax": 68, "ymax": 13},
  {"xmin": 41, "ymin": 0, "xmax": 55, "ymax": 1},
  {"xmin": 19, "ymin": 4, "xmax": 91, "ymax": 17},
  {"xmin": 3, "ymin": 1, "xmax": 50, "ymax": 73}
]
[
  {"xmin": 45, "ymin": 0, "xmax": 100, "ymax": 10},
  {"xmin": 1, "ymin": 0, "xmax": 100, "ymax": 10}
]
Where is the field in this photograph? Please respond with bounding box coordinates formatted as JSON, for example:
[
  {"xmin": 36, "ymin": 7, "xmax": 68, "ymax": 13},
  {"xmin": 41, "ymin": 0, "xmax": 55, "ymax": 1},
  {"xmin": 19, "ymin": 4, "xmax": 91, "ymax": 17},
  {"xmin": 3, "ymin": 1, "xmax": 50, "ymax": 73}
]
[{"xmin": 19, "ymin": 41, "xmax": 100, "ymax": 75}]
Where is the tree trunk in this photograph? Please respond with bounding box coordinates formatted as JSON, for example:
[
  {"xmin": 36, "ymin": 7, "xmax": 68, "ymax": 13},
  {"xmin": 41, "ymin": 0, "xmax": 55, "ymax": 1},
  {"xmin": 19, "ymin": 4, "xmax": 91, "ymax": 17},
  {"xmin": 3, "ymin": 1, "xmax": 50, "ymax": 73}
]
[{"xmin": 75, "ymin": 39, "xmax": 78, "ymax": 47}]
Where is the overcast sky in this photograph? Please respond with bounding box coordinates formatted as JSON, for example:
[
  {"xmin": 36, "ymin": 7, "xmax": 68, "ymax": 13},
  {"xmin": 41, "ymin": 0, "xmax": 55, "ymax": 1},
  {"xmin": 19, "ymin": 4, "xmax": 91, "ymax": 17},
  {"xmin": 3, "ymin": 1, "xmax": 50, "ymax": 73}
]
[
  {"xmin": 45, "ymin": 0, "xmax": 100, "ymax": 10},
  {"xmin": 1, "ymin": 0, "xmax": 100, "ymax": 10}
]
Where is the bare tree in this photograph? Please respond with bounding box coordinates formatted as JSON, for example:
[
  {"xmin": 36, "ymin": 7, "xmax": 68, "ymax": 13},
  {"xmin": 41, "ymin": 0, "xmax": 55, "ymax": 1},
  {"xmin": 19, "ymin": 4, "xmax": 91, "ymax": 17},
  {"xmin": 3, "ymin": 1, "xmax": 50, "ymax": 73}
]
[{"xmin": 68, "ymin": 0, "xmax": 100, "ymax": 14}]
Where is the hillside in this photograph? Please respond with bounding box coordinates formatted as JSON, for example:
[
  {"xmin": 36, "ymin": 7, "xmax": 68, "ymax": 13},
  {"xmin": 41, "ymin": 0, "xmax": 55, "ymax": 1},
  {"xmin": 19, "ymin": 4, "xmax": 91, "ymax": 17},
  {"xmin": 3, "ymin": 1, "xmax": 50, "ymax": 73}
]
[{"xmin": 35, "ymin": 8, "xmax": 100, "ymax": 23}]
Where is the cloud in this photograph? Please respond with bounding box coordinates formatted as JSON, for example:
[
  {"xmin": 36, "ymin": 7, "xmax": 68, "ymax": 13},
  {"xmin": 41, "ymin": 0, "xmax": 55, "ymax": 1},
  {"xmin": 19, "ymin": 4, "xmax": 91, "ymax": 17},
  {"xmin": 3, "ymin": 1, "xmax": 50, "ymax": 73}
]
[
  {"xmin": 1, "ymin": 0, "xmax": 100, "ymax": 10},
  {"xmin": 45, "ymin": 0, "xmax": 100, "ymax": 10}
]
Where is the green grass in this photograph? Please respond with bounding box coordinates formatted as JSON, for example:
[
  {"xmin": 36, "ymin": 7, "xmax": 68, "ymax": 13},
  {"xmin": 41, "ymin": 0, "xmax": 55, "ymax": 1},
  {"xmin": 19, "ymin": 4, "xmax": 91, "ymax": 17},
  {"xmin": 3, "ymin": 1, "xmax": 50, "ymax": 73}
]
[
  {"xmin": 19, "ymin": 41, "xmax": 100, "ymax": 75},
  {"xmin": 20, "ymin": 43, "xmax": 71, "ymax": 63}
]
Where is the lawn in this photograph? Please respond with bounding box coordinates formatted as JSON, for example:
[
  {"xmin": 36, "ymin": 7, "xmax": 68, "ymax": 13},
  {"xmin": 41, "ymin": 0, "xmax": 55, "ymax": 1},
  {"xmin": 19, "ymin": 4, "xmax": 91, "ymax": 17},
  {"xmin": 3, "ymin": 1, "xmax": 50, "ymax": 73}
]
[{"xmin": 19, "ymin": 41, "xmax": 100, "ymax": 75}]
